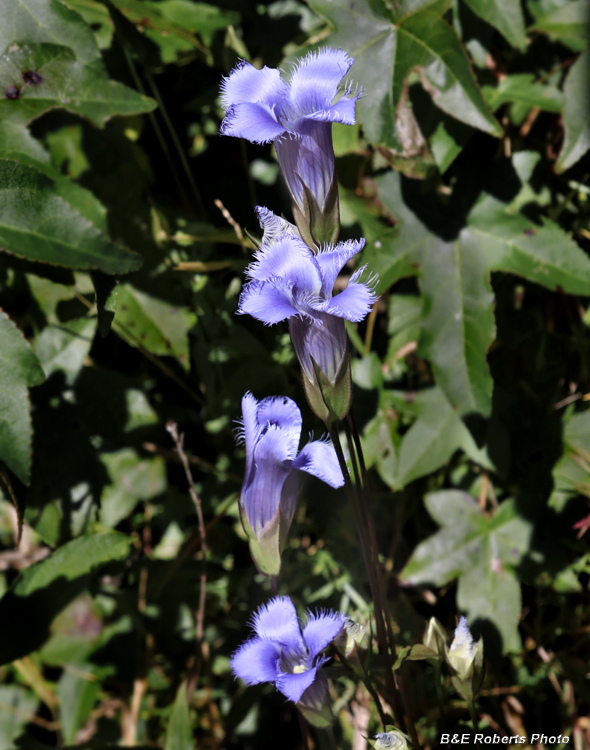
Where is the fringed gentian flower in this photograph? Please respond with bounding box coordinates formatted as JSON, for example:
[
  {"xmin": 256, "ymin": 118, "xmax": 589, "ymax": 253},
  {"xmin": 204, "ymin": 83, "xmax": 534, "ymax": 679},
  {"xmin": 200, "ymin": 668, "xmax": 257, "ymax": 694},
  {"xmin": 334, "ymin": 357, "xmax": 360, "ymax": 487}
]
[
  {"xmin": 220, "ymin": 49, "xmax": 361, "ymax": 246},
  {"xmin": 238, "ymin": 392, "xmax": 343, "ymax": 575},
  {"xmin": 238, "ymin": 208, "xmax": 377, "ymax": 423},
  {"xmin": 231, "ymin": 597, "xmax": 343, "ymax": 724}
]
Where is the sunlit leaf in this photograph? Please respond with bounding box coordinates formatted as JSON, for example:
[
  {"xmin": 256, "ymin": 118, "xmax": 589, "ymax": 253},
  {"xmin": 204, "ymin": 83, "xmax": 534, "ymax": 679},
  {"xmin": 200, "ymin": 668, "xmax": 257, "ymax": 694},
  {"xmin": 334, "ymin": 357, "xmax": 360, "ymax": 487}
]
[{"xmin": 401, "ymin": 492, "xmax": 532, "ymax": 651}]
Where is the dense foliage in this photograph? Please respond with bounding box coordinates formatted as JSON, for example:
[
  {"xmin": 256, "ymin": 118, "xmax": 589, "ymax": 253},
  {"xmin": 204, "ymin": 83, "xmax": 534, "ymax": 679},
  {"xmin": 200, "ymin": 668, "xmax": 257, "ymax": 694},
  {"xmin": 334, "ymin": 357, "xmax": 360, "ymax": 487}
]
[{"xmin": 0, "ymin": 0, "xmax": 589, "ymax": 747}]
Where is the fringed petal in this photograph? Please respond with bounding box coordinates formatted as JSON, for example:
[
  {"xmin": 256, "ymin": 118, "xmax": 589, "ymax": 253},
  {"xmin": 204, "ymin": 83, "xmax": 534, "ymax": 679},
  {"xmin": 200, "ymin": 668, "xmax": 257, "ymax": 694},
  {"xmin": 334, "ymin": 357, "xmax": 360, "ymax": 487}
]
[
  {"xmin": 288, "ymin": 48, "xmax": 354, "ymax": 117},
  {"xmin": 292, "ymin": 439, "xmax": 344, "ymax": 488},
  {"xmin": 231, "ymin": 637, "xmax": 280, "ymax": 685},
  {"xmin": 220, "ymin": 60, "xmax": 289, "ymax": 109},
  {"xmin": 302, "ymin": 611, "xmax": 345, "ymax": 658},
  {"xmin": 315, "ymin": 238, "xmax": 365, "ymax": 296},
  {"xmin": 221, "ymin": 102, "xmax": 286, "ymax": 144}
]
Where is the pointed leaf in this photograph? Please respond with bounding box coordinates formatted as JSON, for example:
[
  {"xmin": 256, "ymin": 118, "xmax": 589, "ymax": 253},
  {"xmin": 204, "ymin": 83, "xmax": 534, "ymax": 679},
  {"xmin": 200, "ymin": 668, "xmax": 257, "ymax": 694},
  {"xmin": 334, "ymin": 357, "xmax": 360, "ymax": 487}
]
[
  {"xmin": 0, "ymin": 310, "xmax": 45, "ymax": 486},
  {"xmin": 0, "ymin": 531, "xmax": 133, "ymax": 665},
  {"xmin": 306, "ymin": 0, "xmax": 501, "ymax": 149},
  {"xmin": 0, "ymin": 159, "xmax": 142, "ymax": 273},
  {"xmin": 462, "ymin": 0, "xmax": 526, "ymax": 50},
  {"xmin": 115, "ymin": 285, "xmax": 196, "ymax": 370},
  {"xmin": 555, "ymin": 47, "xmax": 590, "ymax": 172},
  {"xmin": 529, "ymin": 0, "xmax": 590, "ymax": 51},
  {"xmin": 165, "ymin": 682, "xmax": 193, "ymax": 750}
]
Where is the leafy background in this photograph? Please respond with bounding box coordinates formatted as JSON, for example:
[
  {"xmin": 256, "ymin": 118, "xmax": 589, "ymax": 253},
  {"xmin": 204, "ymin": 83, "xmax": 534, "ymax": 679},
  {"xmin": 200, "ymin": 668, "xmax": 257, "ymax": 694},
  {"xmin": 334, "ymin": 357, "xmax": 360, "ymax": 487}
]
[{"xmin": 0, "ymin": 0, "xmax": 589, "ymax": 747}]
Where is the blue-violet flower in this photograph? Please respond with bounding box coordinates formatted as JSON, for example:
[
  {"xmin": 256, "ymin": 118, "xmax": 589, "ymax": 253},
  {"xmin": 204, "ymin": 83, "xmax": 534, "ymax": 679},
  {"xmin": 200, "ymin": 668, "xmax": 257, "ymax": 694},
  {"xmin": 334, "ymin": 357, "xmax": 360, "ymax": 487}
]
[
  {"xmin": 238, "ymin": 207, "xmax": 376, "ymax": 387},
  {"xmin": 231, "ymin": 597, "xmax": 343, "ymax": 706},
  {"xmin": 220, "ymin": 49, "xmax": 360, "ymax": 244},
  {"xmin": 237, "ymin": 392, "xmax": 343, "ymax": 573}
]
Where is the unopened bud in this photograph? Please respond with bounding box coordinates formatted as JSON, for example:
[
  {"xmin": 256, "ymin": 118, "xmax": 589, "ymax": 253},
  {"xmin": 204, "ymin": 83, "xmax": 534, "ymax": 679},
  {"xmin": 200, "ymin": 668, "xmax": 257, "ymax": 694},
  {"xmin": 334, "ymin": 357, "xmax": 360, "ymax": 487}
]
[
  {"xmin": 370, "ymin": 727, "xmax": 411, "ymax": 749},
  {"xmin": 335, "ymin": 616, "xmax": 369, "ymax": 656},
  {"xmin": 423, "ymin": 617, "xmax": 447, "ymax": 656}
]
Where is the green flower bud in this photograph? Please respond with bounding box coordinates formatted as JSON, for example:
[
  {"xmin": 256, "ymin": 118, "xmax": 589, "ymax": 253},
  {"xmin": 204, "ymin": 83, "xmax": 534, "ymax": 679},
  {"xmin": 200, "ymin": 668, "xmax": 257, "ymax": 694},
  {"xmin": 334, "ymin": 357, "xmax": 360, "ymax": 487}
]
[
  {"xmin": 446, "ymin": 617, "xmax": 485, "ymax": 701},
  {"xmin": 369, "ymin": 727, "xmax": 411, "ymax": 750},
  {"xmin": 423, "ymin": 617, "xmax": 447, "ymax": 657}
]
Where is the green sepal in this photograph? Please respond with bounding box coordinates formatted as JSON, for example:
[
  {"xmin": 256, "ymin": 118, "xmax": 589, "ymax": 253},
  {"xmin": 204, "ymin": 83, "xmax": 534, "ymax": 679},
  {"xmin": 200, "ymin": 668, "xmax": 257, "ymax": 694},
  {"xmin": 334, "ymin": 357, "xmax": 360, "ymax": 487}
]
[
  {"xmin": 446, "ymin": 636, "xmax": 485, "ymax": 701},
  {"xmin": 302, "ymin": 343, "xmax": 353, "ymax": 425},
  {"xmin": 292, "ymin": 172, "xmax": 340, "ymax": 250},
  {"xmin": 238, "ymin": 499, "xmax": 292, "ymax": 577},
  {"xmin": 297, "ymin": 695, "xmax": 335, "ymax": 729}
]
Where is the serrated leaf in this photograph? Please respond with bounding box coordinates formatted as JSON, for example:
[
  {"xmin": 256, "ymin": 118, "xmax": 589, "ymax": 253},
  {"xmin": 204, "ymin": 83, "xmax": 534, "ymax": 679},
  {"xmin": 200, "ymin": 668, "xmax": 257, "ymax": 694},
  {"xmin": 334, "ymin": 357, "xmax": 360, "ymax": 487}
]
[
  {"xmin": 305, "ymin": 0, "xmax": 501, "ymax": 150},
  {"xmin": 401, "ymin": 492, "xmax": 532, "ymax": 651},
  {"xmin": 165, "ymin": 682, "xmax": 193, "ymax": 750},
  {"xmin": 375, "ymin": 169, "xmax": 590, "ymax": 415},
  {"xmin": 0, "ymin": 310, "xmax": 45, "ymax": 486},
  {"xmin": 0, "ymin": 43, "xmax": 156, "ymax": 156},
  {"xmin": 362, "ymin": 387, "xmax": 493, "ymax": 489},
  {"xmin": 482, "ymin": 74, "xmax": 564, "ymax": 113},
  {"xmin": 0, "ymin": 159, "xmax": 142, "ymax": 273},
  {"xmin": 116, "ymin": 285, "xmax": 196, "ymax": 370},
  {"xmin": 0, "ymin": 0, "xmax": 100, "ymax": 63},
  {"xmin": 466, "ymin": 194, "xmax": 590, "ymax": 296},
  {"xmin": 529, "ymin": 0, "xmax": 590, "ymax": 50},
  {"xmin": 462, "ymin": 0, "xmax": 526, "ymax": 50},
  {"xmin": 555, "ymin": 47, "xmax": 590, "ymax": 172},
  {"xmin": 0, "ymin": 531, "xmax": 133, "ymax": 665}
]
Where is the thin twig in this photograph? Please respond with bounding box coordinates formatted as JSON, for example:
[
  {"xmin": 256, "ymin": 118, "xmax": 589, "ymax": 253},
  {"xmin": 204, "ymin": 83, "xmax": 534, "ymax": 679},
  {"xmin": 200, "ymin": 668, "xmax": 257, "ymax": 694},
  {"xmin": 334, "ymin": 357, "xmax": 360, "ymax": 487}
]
[{"xmin": 167, "ymin": 421, "xmax": 208, "ymax": 697}]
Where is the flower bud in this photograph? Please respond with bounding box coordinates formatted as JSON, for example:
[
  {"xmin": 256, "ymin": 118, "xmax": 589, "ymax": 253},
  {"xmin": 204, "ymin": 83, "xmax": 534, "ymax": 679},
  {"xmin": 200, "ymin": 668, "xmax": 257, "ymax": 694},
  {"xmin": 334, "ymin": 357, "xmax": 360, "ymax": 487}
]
[
  {"xmin": 423, "ymin": 617, "xmax": 447, "ymax": 657},
  {"xmin": 335, "ymin": 616, "xmax": 369, "ymax": 656},
  {"xmin": 370, "ymin": 727, "xmax": 411, "ymax": 750},
  {"xmin": 446, "ymin": 616, "xmax": 485, "ymax": 701}
]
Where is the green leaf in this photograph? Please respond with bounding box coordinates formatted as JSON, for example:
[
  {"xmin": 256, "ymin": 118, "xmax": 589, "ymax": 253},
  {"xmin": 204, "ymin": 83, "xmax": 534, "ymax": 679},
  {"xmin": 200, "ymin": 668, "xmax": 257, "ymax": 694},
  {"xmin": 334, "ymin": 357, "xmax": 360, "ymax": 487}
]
[
  {"xmin": 165, "ymin": 682, "xmax": 193, "ymax": 750},
  {"xmin": 109, "ymin": 0, "xmax": 210, "ymax": 55},
  {"xmin": 529, "ymin": 0, "xmax": 590, "ymax": 50},
  {"xmin": 0, "ymin": 310, "xmax": 45, "ymax": 486},
  {"xmin": 550, "ymin": 410, "xmax": 590, "ymax": 511},
  {"xmin": 35, "ymin": 317, "xmax": 97, "ymax": 385},
  {"xmin": 362, "ymin": 387, "xmax": 492, "ymax": 489},
  {"xmin": 374, "ymin": 169, "xmax": 590, "ymax": 415},
  {"xmin": 482, "ymin": 74, "xmax": 564, "ymax": 113},
  {"xmin": 466, "ymin": 194, "xmax": 590, "ymax": 296},
  {"xmin": 556, "ymin": 48, "xmax": 590, "ymax": 173},
  {"xmin": 0, "ymin": 531, "xmax": 133, "ymax": 665},
  {"xmin": 306, "ymin": 0, "xmax": 501, "ymax": 150},
  {"xmin": 0, "ymin": 159, "xmax": 142, "ymax": 273},
  {"xmin": 58, "ymin": 667, "xmax": 100, "ymax": 745},
  {"xmin": 64, "ymin": 0, "xmax": 115, "ymax": 50},
  {"xmin": 418, "ymin": 222, "xmax": 495, "ymax": 416},
  {"xmin": 0, "ymin": 43, "xmax": 157, "ymax": 156},
  {"xmin": 0, "ymin": 0, "xmax": 100, "ymax": 63},
  {"xmin": 151, "ymin": 0, "xmax": 240, "ymax": 44},
  {"xmin": 0, "ymin": 685, "xmax": 39, "ymax": 748},
  {"xmin": 99, "ymin": 448, "xmax": 166, "ymax": 528},
  {"xmin": 401, "ymin": 492, "xmax": 532, "ymax": 651},
  {"xmin": 462, "ymin": 0, "xmax": 526, "ymax": 50},
  {"xmin": 116, "ymin": 285, "xmax": 196, "ymax": 370}
]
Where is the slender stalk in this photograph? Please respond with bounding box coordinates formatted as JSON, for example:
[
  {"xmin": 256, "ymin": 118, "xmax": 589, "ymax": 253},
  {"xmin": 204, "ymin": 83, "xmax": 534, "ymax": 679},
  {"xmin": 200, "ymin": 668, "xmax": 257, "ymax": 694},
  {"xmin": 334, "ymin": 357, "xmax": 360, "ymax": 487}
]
[
  {"xmin": 327, "ymin": 424, "xmax": 402, "ymax": 727},
  {"xmin": 334, "ymin": 646, "xmax": 388, "ymax": 729},
  {"xmin": 270, "ymin": 575, "xmax": 278, "ymax": 597},
  {"xmin": 167, "ymin": 422, "xmax": 208, "ymax": 697},
  {"xmin": 470, "ymin": 700, "xmax": 480, "ymax": 732},
  {"xmin": 347, "ymin": 413, "xmax": 422, "ymax": 750}
]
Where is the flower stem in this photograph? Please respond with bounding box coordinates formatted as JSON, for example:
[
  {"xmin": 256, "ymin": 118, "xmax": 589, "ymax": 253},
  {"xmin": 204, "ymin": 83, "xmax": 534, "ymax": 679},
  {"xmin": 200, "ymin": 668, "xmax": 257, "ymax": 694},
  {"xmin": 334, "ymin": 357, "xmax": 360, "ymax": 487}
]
[
  {"xmin": 346, "ymin": 413, "xmax": 422, "ymax": 750},
  {"xmin": 327, "ymin": 422, "xmax": 403, "ymax": 729},
  {"xmin": 470, "ymin": 700, "xmax": 480, "ymax": 732}
]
